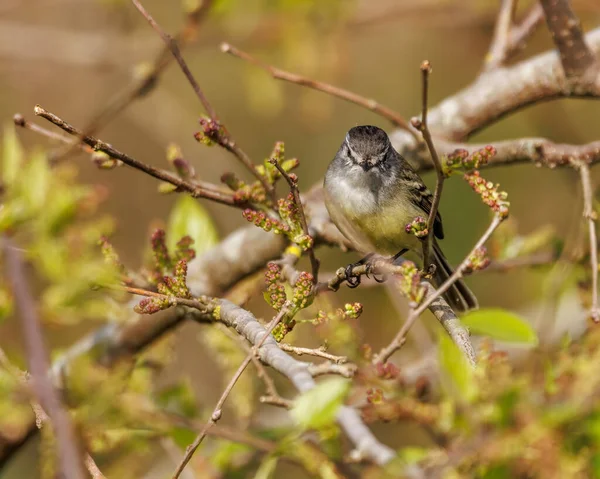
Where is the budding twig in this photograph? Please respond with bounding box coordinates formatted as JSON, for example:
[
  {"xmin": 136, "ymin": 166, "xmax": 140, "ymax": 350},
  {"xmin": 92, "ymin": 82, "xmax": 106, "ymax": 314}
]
[
  {"xmin": 573, "ymin": 161, "xmax": 600, "ymax": 322},
  {"xmin": 374, "ymin": 214, "xmax": 505, "ymax": 365},
  {"xmin": 221, "ymin": 42, "xmax": 419, "ymax": 142},
  {"xmin": 270, "ymin": 157, "xmax": 320, "ymax": 282},
  {"xmin": 33, "ymin": 105, "xmax": 240, "ymax": 207},
  {"xmin": 411, "ymin": 61, "xmax": 444, "ymax": 271},
  {"xmin": 130, "ymin": 0, "xmax": 273, "ymax": 196}
]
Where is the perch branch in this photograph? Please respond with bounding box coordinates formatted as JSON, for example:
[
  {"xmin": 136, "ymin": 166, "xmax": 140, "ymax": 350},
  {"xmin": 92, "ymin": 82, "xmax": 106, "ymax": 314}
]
[
  {"xmin": 3, "ymin": 239, "xmax": 85, "ymax": 479},
  {"xmin": 130, "ymin": 0, "xmax": 273, "ymax": 196},
  {"xmin": 220, "ymin": 42, "xmax": 419, "ymax": 141},
  {"xmin": 374, "ymin": 214, "xmax": 504, "ymax": 365}
]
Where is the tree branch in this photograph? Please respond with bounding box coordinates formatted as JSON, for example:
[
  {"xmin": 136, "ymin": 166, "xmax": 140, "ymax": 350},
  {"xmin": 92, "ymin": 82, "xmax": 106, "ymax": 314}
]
[
  {"xmin": 540, "ymin": 0, "xmax": 598, "ymax": 79},
  {"xmin": 172, "ymin": 304, "xmax": 290, "ymax": 478},
  {"xmin": 270, "ymin": 157, "xmax": 320, "ymax": 281},
  {"xmin": 411, "ymin": 60, "xmax": 445, "ymax": 270},
  {"xmin": 130, "ymin": 0, "xmax": 273, "ymax": 196},
  {"xmin": 484, "ymin": 0, "xmax": 518, "ymax": 71},
  {"xmin": 415, "ymin": 137, "xmax": 600, "ymax": 171},
  {"xmin": 409, "ymin": 28, "xmax": 600, "ymax": 142},
  {"xmin": 33, "ymin": 106, "xmax": 240, "ymax": 207},
  {"xmin": 220, "ymin": 42, "xmax": 419, "ymax": 142},
  {"xmin": 374, "ymin": 215, "xmax": 505, "ymax": 365},
  {"xmin": 3, "ymin": 239, "xmax": 85, "ymax": 479}
]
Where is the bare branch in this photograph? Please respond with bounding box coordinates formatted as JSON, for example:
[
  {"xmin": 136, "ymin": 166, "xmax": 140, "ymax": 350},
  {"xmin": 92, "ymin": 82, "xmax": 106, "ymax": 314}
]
[
  {"xmin": 484, "ymin": 0, "xmax": 518, "ymax": 70},
  {"xmin": 188, "ymin": 299, "xmax": 396, "ymax": 465},
  {"xmin": 3, "ymin": 239, "xmax": 85, "ymax": 479},
  {"xmin": 33, "ymin": 106, "xmax": 240, "ymax": 207},
  {"xmin": 308, "ymin": 361, "xmax": 357, "ymax": 378},
  {"xmin": 130, "ymin": 0, "xmax": 273, "ymax": 196},
  {"xmin": 221, "ymin": 42, "xmax": 419, "ymax": 141},
  {"xmin": 279, "ymin": 343, "xmax": 348, "ymax": 364},
  {"xmin": 172, "ymin": 305, "xmax": 290, "ymax": 478},
  {"xmin": 508, "ymin": 3, "xmax": 545, "ymax": 58},
  {"xmin": 411, "ymin": 60, "xmax": 444, "ymax": 270},
  {"xmin": 540, "ymin": 0, "xmax": 598, "ymax": 79},
  {"xmin": 411, "ymin": 28, "xmax": 600, "ymax": 142},
  {"xmin": 374, "ymin": 215, "xmax": 505, "ymax": 365},
  {"xmin": 573, "ymin": 161, "xmax": 600, "ymax": 321}
]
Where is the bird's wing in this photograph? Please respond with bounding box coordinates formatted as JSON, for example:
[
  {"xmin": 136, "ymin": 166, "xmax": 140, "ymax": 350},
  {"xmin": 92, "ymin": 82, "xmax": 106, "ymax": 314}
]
[{"xmin": 398, "ymin": 159, "xmax": 445, "ymax": 240}]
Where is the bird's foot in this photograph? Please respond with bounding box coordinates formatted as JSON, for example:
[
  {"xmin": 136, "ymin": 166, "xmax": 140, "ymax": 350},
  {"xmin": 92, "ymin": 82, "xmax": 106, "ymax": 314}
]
[
  {"xmin": 421, "ymin": 263, "xmax": 437, "ymax": 279},
  {"xmin": 344, "ymin": 263, "xmax": 362, "ymax": 288}
]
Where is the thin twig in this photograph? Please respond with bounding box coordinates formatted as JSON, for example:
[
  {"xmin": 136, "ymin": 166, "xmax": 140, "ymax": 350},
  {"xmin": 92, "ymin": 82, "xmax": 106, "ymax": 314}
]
[
  {"xmin": 84, "ymin": 455, "xmax": 106, "ymax": 479},
  {"xmin": 574, "ymin": 161, "xmax": 600, "ymax": 321},
  {"xmin": 307, "ymin": 361, "xmax": 357, "ymax": 378},
  {"xmin": 411, "ymin": 61, "xmax": 444, "ymax": 270},
  {"xmin": 123, "ymin": 286, "xmax": 210, "ymax": 310},
  {"xmin": 13, "ymin": 114, "xmax": 93, "ymax": 156},
  {"xmin": 130, "ymin": 0, "xmax": 273, "ymax": 196},
  {"xmin": 508, "ymin": 3, "xmax": 544, "ymax": 57},
  {"xmin": 259, "ymin": 395, "xmax": 293, "ymax": 409},
  {"xmin": 374, "ymin": 214, "xmax": 504, "ymax": 365},
  {"xmin": 3, "ymin": 239, "xmax": 85, "ymax": 479},
  {"xmin": 172, "ymin": 304, "xmax": 290, "ymax": 479},
  {"xmin": 484, "ymin": 0, "xmax": 517, "ymax": 71},
  {"xmin": 47, "ymin": 1, "xmax": 214, "ymax": 164},
  {"xmin": 279, "ymin": 343, "xmax": 348, "ymax": 364},
  {"xmin": 270, "ymin": 158, "xmax": 320, "ymax": 281},
  {"xmin": 221, "ymin": 42, "xmax": 419, "ymax": 142},
  {"xmin": 33, "ymin": 105, "xmax": 240, "ymax": 207}
]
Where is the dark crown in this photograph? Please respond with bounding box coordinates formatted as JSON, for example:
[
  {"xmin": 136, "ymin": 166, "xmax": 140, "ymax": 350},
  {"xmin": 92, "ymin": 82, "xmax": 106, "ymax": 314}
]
[{"xmin": 346, "ymin": 125, "xmax": 391, "ymax": 157}]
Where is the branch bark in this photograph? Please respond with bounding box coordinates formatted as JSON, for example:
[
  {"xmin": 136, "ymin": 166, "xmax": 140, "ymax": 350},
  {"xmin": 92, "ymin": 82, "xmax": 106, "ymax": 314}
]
[{"xmin": 540, "ymin": 0, "xmax": 598, "ymax": 79}]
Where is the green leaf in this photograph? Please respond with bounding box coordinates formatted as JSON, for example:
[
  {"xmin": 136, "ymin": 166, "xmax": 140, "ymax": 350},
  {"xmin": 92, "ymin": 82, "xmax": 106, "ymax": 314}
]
[
  {"xmin": 438, "ymin": 333, "xmax": 476, "ymax": 402},
  {"xmin": 461, "ymin": 308, "xmax": 538, "ymax": 345},
  {"xmin": 291, "ymin": 377, "xmax": 350, "ymax": 431},
  {"xmin": 2, "ymin": 124, "xmax": 24, "ymax": 185},
  {"xmin": 166, "ymin": 195, "xmax": 219, "ymax": 255}
]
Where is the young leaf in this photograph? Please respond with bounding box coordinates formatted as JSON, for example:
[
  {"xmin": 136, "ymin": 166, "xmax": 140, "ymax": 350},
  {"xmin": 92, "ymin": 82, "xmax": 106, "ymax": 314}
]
[
  {"xmin": 291, "ymin": 377, "xmax": 350, "ymax": 431},
  {"xmin": 438, "ymin": 333, "xmax": 476, "ymax": 403},
  {"xmin": 166, "ymin": 195, "xmax": 219, "ymax": 254},
  {"xmin": 461, "ymin": 308, "xmax": 538, "ymax": 345}
]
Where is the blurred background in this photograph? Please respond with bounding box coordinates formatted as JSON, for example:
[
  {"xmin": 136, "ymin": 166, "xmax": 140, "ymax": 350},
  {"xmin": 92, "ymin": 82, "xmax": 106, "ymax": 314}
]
[{"xmin": 1, "ymin": 0, "xmax": 600, "ymax": 477}]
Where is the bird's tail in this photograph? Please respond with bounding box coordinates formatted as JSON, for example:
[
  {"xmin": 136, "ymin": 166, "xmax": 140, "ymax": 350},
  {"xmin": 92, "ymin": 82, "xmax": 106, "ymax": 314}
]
[{"xmin": 432, "ymin": 241, "xmax": 478, "ymax": 313}]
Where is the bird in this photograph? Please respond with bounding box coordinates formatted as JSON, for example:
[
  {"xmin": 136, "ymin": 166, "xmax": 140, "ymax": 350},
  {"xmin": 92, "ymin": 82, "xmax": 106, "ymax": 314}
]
[{"xmin": 323, "ymin": 125, "xmax": 477, "ymax": 312}]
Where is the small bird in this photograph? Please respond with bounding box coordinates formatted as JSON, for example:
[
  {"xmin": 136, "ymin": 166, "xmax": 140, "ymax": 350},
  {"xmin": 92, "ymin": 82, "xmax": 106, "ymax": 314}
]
[{"xmin": 323, "ymin": 125, "xmax": 477, "ymax": 312}]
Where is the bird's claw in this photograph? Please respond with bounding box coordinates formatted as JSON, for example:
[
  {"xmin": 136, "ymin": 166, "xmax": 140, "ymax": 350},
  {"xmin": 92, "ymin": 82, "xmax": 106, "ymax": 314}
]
[
  {"xmin": 422, "ymin": 263, "xmax": 437, "ymax": 279},
  {"xmin": 345, "ymin": 264, "xmax": 362, "ymax": 288}
]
